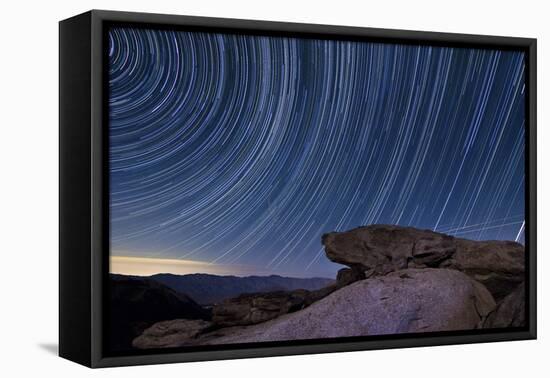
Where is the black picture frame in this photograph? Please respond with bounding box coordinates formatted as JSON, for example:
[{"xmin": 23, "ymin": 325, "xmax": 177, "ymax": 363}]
[{"xmin": 59, "ymin": 9, "xmax": 537, "ymax": 368}]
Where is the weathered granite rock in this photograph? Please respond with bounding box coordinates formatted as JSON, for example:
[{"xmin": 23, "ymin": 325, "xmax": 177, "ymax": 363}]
[
  {"xmin": 323, "ymin": 224, "xmax": 524, "ymax": 300},
  {"xmin": 484, "ymin": 282, "xmax": 526, "ymax": 328},
  {"xmin": 132, "ymin": 319, "xmax": 213, "ymax": 349},
  {"xmin": 323, "ymin": 225, "xmax": 444, "ymax": 273},
  {"xmin": 212, "ymin": 290, "xmax": 310, "ymax": 327},
  {"xmin": 442, "ymin": 239, "xmax": 524, "ymax": 301},
  {"xmin": 209, "ymin": 273, "xmax": 358, "ymax": 327},
  {"xmin": 198, "ymin": 269, "xmax": 496, "ymax": 344},
  {"xmin": 336, "ymin": 267, "xmax": 366, "ymax": 286}
]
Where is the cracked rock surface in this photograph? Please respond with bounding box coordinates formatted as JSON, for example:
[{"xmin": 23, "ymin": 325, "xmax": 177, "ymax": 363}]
[
  {"xmin": 323, "ymin": 224, "xmax": 524, "ymax": 301},
  {"xmin": 197, "ymin": 269, "xmax": 495, "ymax": 344}
]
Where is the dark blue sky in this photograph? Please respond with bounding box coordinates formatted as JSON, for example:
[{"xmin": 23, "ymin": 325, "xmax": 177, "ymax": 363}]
[{"xmin": 108, "ymin": 27, "xmax": 525, "ymax": 278}]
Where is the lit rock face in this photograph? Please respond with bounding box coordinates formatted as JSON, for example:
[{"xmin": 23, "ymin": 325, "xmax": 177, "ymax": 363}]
[
  {"xmin": 322, "ymin": 224, "xmax": 524, "ymax": 301},
  {"xmin": 201, "ymin": 269, "xmax": 496, "ymax": 344}
]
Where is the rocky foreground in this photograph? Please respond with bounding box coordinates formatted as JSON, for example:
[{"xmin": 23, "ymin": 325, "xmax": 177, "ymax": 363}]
[
  {"xmin": 131, "ymin": 225, "xmax": 526, "ymax": 349},
  {"xmin": 109, "ymin": 273, "xmax": 332, "ymax": 350}
]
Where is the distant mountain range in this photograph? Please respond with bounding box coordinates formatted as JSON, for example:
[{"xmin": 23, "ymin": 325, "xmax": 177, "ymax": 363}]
[{"xmin": 111, "ymin": 273, "xmax": 334, "ymax": 305}]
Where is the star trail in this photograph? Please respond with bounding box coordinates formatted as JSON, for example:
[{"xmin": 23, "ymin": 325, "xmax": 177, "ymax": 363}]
[{"xmin": 108, "ymin": 26, "xmax": 525, "ymax": 278}]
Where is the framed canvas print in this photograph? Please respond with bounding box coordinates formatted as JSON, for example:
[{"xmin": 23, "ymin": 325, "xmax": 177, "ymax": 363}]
[{"xmin": 59, "ymin": 10, "xmax": 537, "ymax": 368}]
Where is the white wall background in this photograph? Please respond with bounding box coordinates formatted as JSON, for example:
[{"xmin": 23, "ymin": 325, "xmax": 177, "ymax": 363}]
[{"xmin": 0, "ymin": 0, "xmax": 547, "ymax": 376}]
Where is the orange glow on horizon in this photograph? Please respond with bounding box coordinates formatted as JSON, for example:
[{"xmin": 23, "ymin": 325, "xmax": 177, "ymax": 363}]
[
  {"xmin": 109, "ymin": 255, "xmax": 240, "ymax": 277},
  {"xmin": 109, "ymin": 255, "xmax": 335, "ymax": 279}
]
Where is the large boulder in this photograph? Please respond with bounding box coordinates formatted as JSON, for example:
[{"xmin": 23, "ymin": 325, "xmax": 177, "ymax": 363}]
[
  {"xmin": 484, "ymin": 282, "xmax": 526, "ymax": 328},
  {"xmin": 199, "ymin": 269, "xmax": 496, "ymax": 344},
  {"xmin": 322, "ymin": 225, "xmax": 524, "ymax": 300},
  {"xmin": 132, "ymin": 319, "xmax": 213, "ymax": 349}
]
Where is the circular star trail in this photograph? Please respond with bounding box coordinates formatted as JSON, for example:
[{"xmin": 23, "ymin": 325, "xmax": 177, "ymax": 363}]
[{"xmin": 108, "ymin": 27, "xmax": 525, "ymax": 277}]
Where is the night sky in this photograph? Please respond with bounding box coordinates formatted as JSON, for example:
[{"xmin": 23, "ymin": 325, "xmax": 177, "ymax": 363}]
[{"xmin": 108, "ymin": 27, "xmax": 525, "ymax": 278}]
